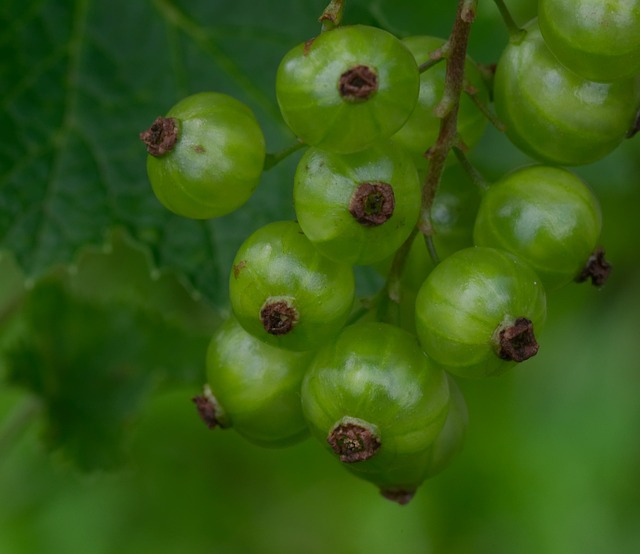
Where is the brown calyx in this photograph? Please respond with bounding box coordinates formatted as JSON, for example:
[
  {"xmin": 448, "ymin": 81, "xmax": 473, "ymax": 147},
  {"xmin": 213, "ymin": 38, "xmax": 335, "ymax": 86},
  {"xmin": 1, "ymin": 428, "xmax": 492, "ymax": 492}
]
[
  {"xmin": 349, "ymin": 182, "xmax": 395, "ymax": 226},
  {"xmin": 339, "ymin": 65, "xmax": 378, "ymax": 102},
  {"xmin": 139, "ymin": 116, "xmax": 179, "ymax": 157},
  {"xmin": 497, "ymin": 317, "xmax": 539, "ymax": 362},
  {"xmin": 327, "ymin": 421, "xmax": 381, "ymax": 463},
  {"xmin": 260, "ymin": 298, "xmax": 299, "ymax": 336},
  {"xmin": 192, "ymin": 393, "xmax": 221, "ymax": 429},
  {"xmin": 575, "ymin": 248, "xmax": 612, "ymax": 287},
  {"xmin": 380, "ymin": 488, "xmax": 417, "ymax": 506}
]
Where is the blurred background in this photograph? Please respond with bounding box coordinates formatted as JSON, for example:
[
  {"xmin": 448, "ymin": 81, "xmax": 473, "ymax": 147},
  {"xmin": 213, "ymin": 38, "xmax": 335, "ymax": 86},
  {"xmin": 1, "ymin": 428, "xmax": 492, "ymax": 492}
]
[{"xmin": 1, "ymin": 0, "xmax": 639, "ymax": 552}]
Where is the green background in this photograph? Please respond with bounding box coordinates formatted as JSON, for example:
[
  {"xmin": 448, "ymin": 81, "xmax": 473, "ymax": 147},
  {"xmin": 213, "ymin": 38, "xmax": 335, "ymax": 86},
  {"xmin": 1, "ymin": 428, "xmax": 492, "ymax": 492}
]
[{"xmin": 1, "ymin": 0, "xmax": 639, "ymax": 552}]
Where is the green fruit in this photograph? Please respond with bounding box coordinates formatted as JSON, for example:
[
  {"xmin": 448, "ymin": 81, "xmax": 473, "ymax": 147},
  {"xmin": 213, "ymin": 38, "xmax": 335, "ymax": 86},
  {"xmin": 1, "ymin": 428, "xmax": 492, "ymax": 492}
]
[
  {"xmin": 473, "ymin": 165, "xmax": 602, "ymax": 291},
  {"xmin": 539, "ymin": 0, "xmax": 640, "ymax": 82},
  {"xmin": 301, "ymin": 321, "xmax": 450, "ymax": 504},
  {"xmin": 196, "ymin": 316, "xmax": 312, "ymax": 448},
  {"xmin": 293, "ymin": 142, "xmax": 421, "ymax": 265},
  {"xmin": 392, "ymin": 35, "xmax": 488, "ymax": 158},
  {"xmin": 229, "ymin": 220, "xmax": 355, "ymax": 352},
  {"xmin": 494, "ymin": 19, "xmax": 640, "ymax": 166},
  {"xmin": 276, "ymin": 25, "xmax": 420, "ymax": 154},
  {"xmin": 142, "ymin": 92, "xmax": 266, "ymax": 219},
  {"xmin": 415, "ymin": 247, "xmax": 547, "ymax": 379},
  {"xmin": 422, "ymin": 375, "xmax": 468, "ymax": 479}
]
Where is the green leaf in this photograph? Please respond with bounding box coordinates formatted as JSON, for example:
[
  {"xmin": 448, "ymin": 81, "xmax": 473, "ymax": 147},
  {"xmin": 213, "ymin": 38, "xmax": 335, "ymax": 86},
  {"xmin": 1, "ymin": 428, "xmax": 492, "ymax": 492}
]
[
  {"xmin": 5, "ymin": 274, "xmax": 212, "ymax": 470},
  {"xmin": 0, "ymin": 0, "xmax": 326, "ymax": 306},
  {"xmin": 1, "ymin": 227, "xmax": 218, "ymax": 469}
]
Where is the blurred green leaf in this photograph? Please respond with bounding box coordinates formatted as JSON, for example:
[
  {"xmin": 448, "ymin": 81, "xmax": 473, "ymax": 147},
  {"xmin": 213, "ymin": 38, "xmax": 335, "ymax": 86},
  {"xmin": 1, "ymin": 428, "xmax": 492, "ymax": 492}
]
[{"xmin": 5, "ymin": 275, "xmax": 210, "ymax": 469}]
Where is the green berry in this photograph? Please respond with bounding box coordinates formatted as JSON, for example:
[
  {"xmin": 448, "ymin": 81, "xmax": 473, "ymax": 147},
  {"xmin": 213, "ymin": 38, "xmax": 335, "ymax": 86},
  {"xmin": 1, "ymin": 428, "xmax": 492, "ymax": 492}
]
[
  {"xmin": 415, "ymin": 247, "xmax": 547, "ymax": 379},
  {"xmin": 494, "ymin": 19, "xmax": 640, "ymax": 165},
  {"xmin": 473, "ymin": 165, "xmax": 602, "ymax": 291},
  {"xmin": 539, "ymin": 0, "xmax": 640, "ymax": 82},
  {"xmin": 293, "ymin": 142, "xmax": 421, "ymax": 265},
  {"xmin": 195, "ymin": 316, "xmax": 312, "ymax": 447},
  {"xmin": 141, "ymin": 92, "xmax": 266, "ymax": 219},
  {"xmin": 422, "ymin": 375, "xmax": 468, "ymax": 479},
  {"xmin": 301, "ymin": 321, "xmax": 450, "ymax": 504},
  {"xmin": 229, "ymin": 221, "xmax": 355, "ymax": 352},
  {"xmin": 276, "ymin": 25, "xmax": 420, "ymax": 153}
]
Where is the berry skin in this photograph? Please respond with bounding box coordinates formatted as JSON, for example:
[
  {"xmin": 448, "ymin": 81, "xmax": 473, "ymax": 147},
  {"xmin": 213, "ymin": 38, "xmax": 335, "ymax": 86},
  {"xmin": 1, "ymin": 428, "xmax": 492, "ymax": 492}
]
[
  {"xmin": 275, "ymin": 25, "xmax": 420, "ymax": 154},
  {"xmin": 301, "ymin": 321, "xmax": 450, "ymax": 504},
  {"xmin": 539, "ymin": 0, "xmax": 640, "ymax": 83},
  {"xmin": 392, "ymin": 35, "xmax": 488, "ymax": 158},
  {"xmin": 422, "ymin": 375, "xmax": 468, "ymax": 479},
  {"xmin": 473, "ymin": 165, "xmax": 602, "ymax": 291},
  {"xmin": 197, "ymin": 316, "xmax": 312, "ymax": 447},
  {"xmin": 229, "ymin": 221, "xmax": 355, "ymax": 352},
  {"xmin": 415, "ymin": 247, "xmax": 547, "ymax": 379},
  {"xmin": 494, "ymin": 19, "xmax": 640, "ymax": 166},
  {"xmin": 293, "ymin": 142, "xmax": 421, "ymax": 265},
  {"xmin": 142, "ymin": 92, "xmax": 266, "ymax": 219}
]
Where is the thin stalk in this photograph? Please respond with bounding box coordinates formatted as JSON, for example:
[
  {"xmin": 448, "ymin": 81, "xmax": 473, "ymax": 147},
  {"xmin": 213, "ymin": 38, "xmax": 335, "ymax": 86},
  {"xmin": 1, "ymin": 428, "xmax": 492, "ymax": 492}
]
[
  {"xmin": 378, "ymin": 0, "xmax": 478, "ymax": 312},
  {"xmin": 453, "ymin": 146, "xmax": 490, "ymax": 192},
  {"xmin": 319, "ymin": 0, "xmax": 346, "ymax": 31},
  {"xmin": 419, "ymin": 0, "xmax": 477, "ymax": 239},
  {"xmin": 464, "ymin": 84, "xmax": 506, "ymax": 131},
  {"xmin": 263, "ymin": 140, "xmax": 305, "ymax": 171},
  {"xmin": 418, "ymin": 42, "xmax": 449, "ymax": 73},
  {"xmin": 492, "ymin": 0, "xmax": 525, "ymax": 40}
]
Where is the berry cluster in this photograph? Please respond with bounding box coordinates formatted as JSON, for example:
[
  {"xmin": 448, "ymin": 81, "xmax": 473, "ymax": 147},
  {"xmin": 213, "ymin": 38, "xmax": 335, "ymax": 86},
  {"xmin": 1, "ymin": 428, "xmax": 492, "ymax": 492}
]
[{"xmin": 140, "ymin": 0, "xmax": 639, "ymax": 504}]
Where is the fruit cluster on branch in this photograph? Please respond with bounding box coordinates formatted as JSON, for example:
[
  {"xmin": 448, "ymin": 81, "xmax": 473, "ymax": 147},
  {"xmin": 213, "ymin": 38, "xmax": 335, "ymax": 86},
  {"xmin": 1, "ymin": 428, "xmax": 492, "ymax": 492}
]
[{"xmin": 140, "ymin": 0, "xmax": 638, "ymax": 503}]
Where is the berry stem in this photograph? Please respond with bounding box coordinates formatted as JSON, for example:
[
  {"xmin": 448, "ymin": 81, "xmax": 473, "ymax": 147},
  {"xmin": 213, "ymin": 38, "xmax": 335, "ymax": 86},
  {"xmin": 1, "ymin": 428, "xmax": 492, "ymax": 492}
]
[
  {"xmin": 386, "ymin": 227, "xmax": 419, "ymax": 305},
  {"xmin": 492, "ymin": 0, "xmax": 525, "ymax": 41},
  {"xmin": 319, "ymin": 0, "xmax": 346, "ymax": 31},
  {"xmin": 464, "ymin": 84, "xmax": 506, "ymax": 131},
  {"xmin": 263, "ymin": 140, "xmax": 305, "ymax": 171},
  {"xmin": 452, "ymin": 146, "xmax": 489, "ymax": 192},
  {"xmin": 424, "ymin": 234, "xmax": 441, "ymax": 265},
  {"xmin": 418, "ymin": 0, "xmax": 476, "ymax": 241},
  {"xmin": 418, "ymin": 43, "xmax": 449, "ymax": 73},
  {"xmin": 380, "ymin": 0, "xmax": 475, "ymax": 314}
]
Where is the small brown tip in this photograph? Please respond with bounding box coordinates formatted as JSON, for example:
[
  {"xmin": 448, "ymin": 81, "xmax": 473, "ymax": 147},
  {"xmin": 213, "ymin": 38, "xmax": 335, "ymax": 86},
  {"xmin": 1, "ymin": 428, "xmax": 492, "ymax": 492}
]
[
  {"xmin": 349, "ymin": 182, "xmax": 395, "ymax": 226},
  {"xmin": 327, "ymin": 420, "xmax": 381, "ymax": 463},
  {"xmin": 339, "ymin": 65, "xmax": 378, "ymax": 102},
  {"xmin": 380, "ymin": 487, "xmax": 417, "ymax": 505},
  {"xmin": 497, "ymin": 317, "xmax": 539, "ymax": 362},
  {"xmin": 139, "ymin": 116, "xmax": 178, "ymax": 157},
  {"xmin": 260, "ymin": 298, "xmax": 299, "ymax": 336},
  {"xmin": 303, "ymin": 37, "xmax": 316, "ymax": 56},
  {"xmin": 232, "ymin": 260, "xmax": 247, "ymax": 279},
  {"xmin": 575, "ymin": 248, "xmax": 612, "ymax": 287},
  {"xmin": 192, "ymin": 393, "xmax": 220, "ymax": 429}
]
